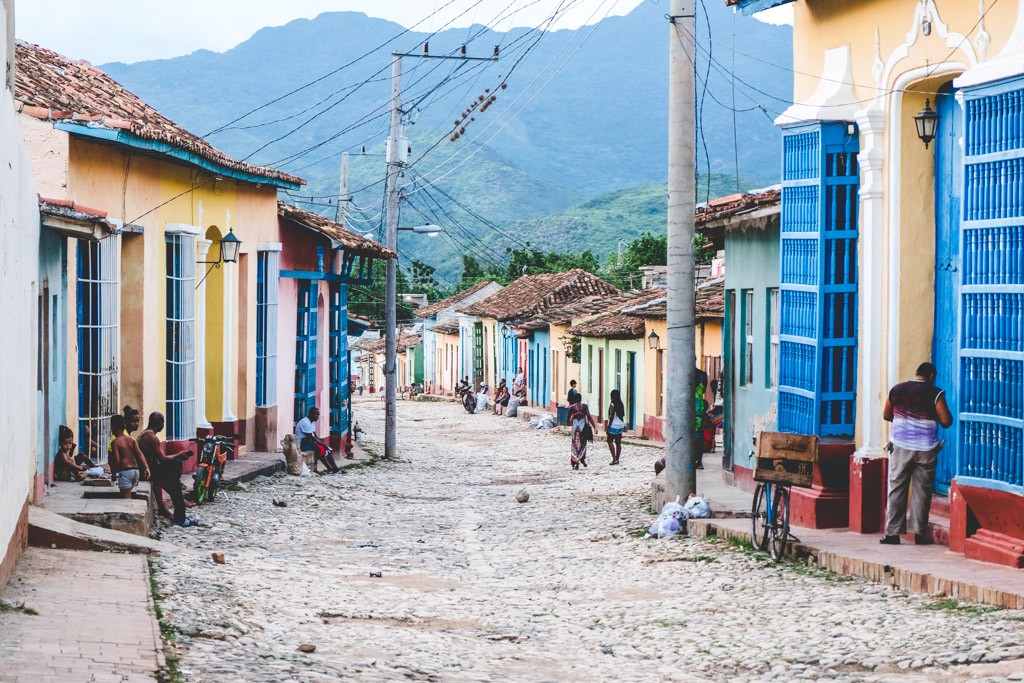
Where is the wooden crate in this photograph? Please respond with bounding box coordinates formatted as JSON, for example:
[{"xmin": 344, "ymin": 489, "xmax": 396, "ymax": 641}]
[{"xmin": 754, "ymin": 432, "xmax": 819, "ymax": 488}]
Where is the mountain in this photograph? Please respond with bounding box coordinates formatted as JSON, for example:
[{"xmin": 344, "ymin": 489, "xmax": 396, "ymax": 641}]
[{"xmin": 100, "ymin": 3, "xmax": 791, "ymax": 281}]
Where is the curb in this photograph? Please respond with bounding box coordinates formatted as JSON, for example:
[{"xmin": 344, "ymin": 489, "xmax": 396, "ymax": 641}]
[{"xmin": 688, "ymin": 518, "xmax": 1024, "ymax": 609}]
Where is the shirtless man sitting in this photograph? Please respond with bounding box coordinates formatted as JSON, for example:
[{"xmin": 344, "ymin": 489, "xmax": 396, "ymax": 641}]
[{"xmin": 109, "ymin": 414, "xmax": 150, "ymax": 499}]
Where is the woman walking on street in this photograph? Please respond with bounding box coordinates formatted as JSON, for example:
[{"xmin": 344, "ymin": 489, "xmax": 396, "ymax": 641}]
[
  {"xmin": 568, "ymin": 400, "xmax": 596, "ymax": 470},
  {"xmin": 606, "ymin": 389, "xmax": 626, "ymax": 465}
]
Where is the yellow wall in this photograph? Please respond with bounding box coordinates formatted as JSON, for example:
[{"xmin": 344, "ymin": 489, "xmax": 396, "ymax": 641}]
[
  {"xmin": 696, "ymin": 319, "xmax": 722, "ymax": 362},
  {"xmin": 62, "ymin": 135, "xmax": 281, "ymax": 446},
  {"xmin": 642, "ymin": 318, "xmax": 668, "ymax": 423},
  {"xmin": 550, "ymin": 323, "xmax": 582, "ymax": 406}
]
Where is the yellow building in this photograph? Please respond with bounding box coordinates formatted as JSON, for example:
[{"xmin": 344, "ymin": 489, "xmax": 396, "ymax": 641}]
[
  {"xmin": 732, "ymin": 0, "xmax": 1024, "ymax": 564},
  {"xmin": 15, "ymin": 42, "xmax": 303, "ymax": 457}
]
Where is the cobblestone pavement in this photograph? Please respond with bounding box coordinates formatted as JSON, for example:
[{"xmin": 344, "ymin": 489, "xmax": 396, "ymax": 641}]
[{"xmin": 154, "ymin": 399, "xmax": 1024, "ymax": 682}]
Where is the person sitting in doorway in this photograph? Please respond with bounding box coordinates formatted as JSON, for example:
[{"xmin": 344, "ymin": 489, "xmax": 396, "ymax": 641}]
[
  {"xmin": 53, "ymin": 425, "xmax": 102, "ymax": 482},
  {"xmin": 494, "ymin": 380, "xmax": 510, "ymax": 415},
  {"xmin": 567, "ymin": 379, "xmax": 581, "ymax": 406},
  {"xmin": 296, "ymin": 407, "xmax": 341, "ymax": 473}
]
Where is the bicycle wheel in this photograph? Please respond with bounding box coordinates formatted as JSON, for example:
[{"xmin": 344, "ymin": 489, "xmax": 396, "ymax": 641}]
[
  {"xmin": 751, "ymin": 483, "xmax": 770, "ymax": 551},
  {"xmin": 193, "ymin": 464, "xmax": 210, "ymax": 505},
  {"xmin": 768, "ymin": 486, "xmax": 791, "ymax": 561}
]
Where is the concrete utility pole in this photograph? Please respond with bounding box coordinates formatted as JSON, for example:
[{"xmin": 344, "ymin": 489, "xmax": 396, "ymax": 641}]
[
  {"xmin": 382, "ymin": 45, "xmax": 498, "ymax": 461},
  {"xmin": 665, "ymin": 0, "xmax": 698, "ymax": 501},
  {"xmin": 383, "ymin": 54, "xmax": 403, "ymax": 461}
]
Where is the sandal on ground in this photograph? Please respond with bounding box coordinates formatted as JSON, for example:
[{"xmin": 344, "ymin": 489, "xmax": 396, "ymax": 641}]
[{"xmin": 172, "ymin": 518, "xmax": 199, "ymax": 527}]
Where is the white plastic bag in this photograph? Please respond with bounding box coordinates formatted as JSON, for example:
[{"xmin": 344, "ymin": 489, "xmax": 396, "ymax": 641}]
[
  {"xmin": 645, "ymin": 497, "xmax": 688, "ymax": 538},
  {"xmin": 683, "ymin": 495, "xmax": 711, "ymax": 519},
  {"xmin": 528, "ymin": 417, "xmax": 539, "ymax": 427},
  {"xmin": 506, "ymin": 397, "xmax": 520, "ymax": 417},
  {"xmin": 84, "ymin": 467, "xmax": 105, "ymax": 478},
  {"xmin": 538, "ymin": 415, "xmax": 554, "ymax": 429},
  {"xmin": 299, "ymin": 463, "xmax": 312, "ymax": 477}
]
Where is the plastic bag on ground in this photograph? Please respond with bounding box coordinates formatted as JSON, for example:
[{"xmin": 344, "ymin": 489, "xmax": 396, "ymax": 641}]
[
  {"xmin": 538, "ymin": 415, "xmax": 554, "ymax": 429},
  {"xmin": 299, "ymin": 463, "xmax": 312, "ymax": 477},
  {"xmin": 645, "ymin": 497, "xmax": 688, "ymax": 538},
  {"xmin": 528, "ymin": 417, "xmax": 539, "ymax": 427},
  {"xmin": 684, "ymin": 495, "xmax": 711, "ymax": 519},
  {"xmin": 506, "ymin": 397, "xmax": 520, "ymax": 417}
]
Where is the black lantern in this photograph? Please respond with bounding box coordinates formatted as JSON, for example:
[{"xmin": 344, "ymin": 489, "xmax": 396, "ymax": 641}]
[
  {"xmin": 500, "ymin": 324, "xmax": 511, "ymax": 339},
  {"xmin": 914, "ymin": 98, "xmax": 939, "ymax": 149},
  {"xmin": 647, "ymin": 329, "xmax": 660, "ymax": 350},
  {"xmin": 220, "ymin": 228, "xmax": 241, "ymax": 263}
]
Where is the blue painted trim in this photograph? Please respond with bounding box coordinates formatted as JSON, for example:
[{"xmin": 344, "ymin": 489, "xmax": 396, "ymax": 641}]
[
  {"xmin": 54, "ymin": 122, "xmax": 303, "ymax": 190},
  {"xmin": 281, "ymin": 269, "xmax": 328, "ymax": 281},
  {"xmin": 733, "ymin": 0, "xmax": 795, "ymax": 16},
  {"xmin": 955, "ymin": 476, "xmax": 1024, "ymax": 497},
  {"xmin": 960, "ymin": 413, "xmax": 1024, "ymax": 429}
]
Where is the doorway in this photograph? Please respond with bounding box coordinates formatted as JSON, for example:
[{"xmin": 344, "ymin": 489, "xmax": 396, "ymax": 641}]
[
  {"xmin": 932, "ymin": 81, "xmax": 962, "ymax": 493},
  {"xmin": 626, "ymin": 351, "xmax": 637, "ymax": 430}
]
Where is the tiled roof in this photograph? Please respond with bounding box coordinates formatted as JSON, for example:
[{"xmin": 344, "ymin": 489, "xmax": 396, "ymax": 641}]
[
  {"xmin": 38, "ymin": 196, "xmax": 117, "ymax": 233},
  {"xmin": 414, "ymin": 280, "xmax": 499, "ymax": 319},
  {"xmin": 429, "ymin": 320, "xmax": 461, "ymax": 335},
  {"xmin": 695, "ymin": 187, "xmax": 780, "ymax": 227},
  {"xmin": 278, "ymin": 202, "xmax": 394, "ymax": 259},
  {"xmin": 14, "ymin": 41, "xmax": 303, "ymax": 187},
  {"xmin": 457, "ymin": 269, "xmax": 620, "ymax": 321},
  {"xmin": 519, "ymin": 288, "xmax": 664, "ymax": 331},
  {"xmin": 617, "ymin": 278, "xmax": 724, "ymax": 321},
  {"xmin": 565, "ymin": 289, "xmax": 667, "ymax": 339},
  {"xmin": 352, "ymin": 332, "xmax": 421, "ymax": 354}
]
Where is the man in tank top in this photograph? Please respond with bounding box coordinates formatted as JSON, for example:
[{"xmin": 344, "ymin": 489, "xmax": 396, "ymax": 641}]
[{"xmin": 880, "ymin": 362, "xmax": 953, "ymax": 546}]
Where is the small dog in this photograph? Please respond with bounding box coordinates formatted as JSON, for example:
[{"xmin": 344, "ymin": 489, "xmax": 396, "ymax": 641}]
[{"xmin": 281, "ymin": 433, "xmax": 304, "ymax": 476}]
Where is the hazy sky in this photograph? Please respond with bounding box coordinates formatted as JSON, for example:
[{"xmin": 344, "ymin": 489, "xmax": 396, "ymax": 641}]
[{"xmin": 15, "ymin": 0, "xmax": 792, "ymax": 65}]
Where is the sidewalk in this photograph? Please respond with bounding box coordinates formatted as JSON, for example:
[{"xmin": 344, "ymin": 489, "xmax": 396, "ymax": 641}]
[{"xmin": 0, "ymin": 548, "xmax": 164, "ymax": 682}]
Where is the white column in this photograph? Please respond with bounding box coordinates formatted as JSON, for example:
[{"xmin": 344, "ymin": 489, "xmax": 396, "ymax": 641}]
[
  {"xmin": 854, "ymin": 106, "xmax": 887, "ymax": 459},
  {"xmin": 195, "ymin": 238, "xmax": 213, "ymax": 429},
  {"xmin": 222, "ymin": 252, "xmax": 238, "ymax": 422}
]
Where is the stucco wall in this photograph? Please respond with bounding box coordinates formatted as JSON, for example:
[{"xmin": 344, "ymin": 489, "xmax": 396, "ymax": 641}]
[
  {"xmin": 724, "ymin": 224, "xmax": 780, "ymax": 472},
  {"xmin": 1, "ymin": 0, "xmax": 40, "ymax": 585}
]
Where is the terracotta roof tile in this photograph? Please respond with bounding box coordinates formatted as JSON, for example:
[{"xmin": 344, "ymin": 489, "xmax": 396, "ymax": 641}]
[
  {"xmin": 278, "ymin": 202, "xmax": 394, "ymax": 259},
  {"xmin": 352, "ymin": 331, "xmax": 421, "ymax": 354},
  {"xmin": 38, "ymin": 196, "xmax": 116, "ymax": 233},
  {"xmin": 617, "ymin": 278, "xmax": 723, "ymax": 321},
  {"xmin": 428, "ymin": 320, "xmax": 461, "ymax": 335},
  {"xmin": 15, "ymin": 41, "xmax": 303, "ymax": 187},
  {"xmin": 457, "ymin": 269, "xmax": 620, "ymax": 321},
  {"xmin": 695, "ymin": 187, "xmax": 780, "ymax": 226},
  {"xmin": 564, "ymin": 289, "xmax": 667, "ymax": 339},
  {"xmin": 519, "ymin": 288, "xmax": 664, "ymax": 331},
  {"xmin": 414, "ymin": 280, "xmax": 499, "ymax": 319}
]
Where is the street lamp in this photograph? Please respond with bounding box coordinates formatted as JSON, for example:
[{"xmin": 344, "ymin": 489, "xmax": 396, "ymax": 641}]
[
  {"xmin": 647, "ymin": 329, "xmax": 661, "ymax": 350},
  {"xmin": 196, "ymin": 228, "xmax": 243, "ymax": 287},
  {"xmin": 398, "ymin": 224, "xmax": 442, "ymax": 237},
  {"xmin": 914, "ymin": 98, "xmax": 939, "ymax": 149}
]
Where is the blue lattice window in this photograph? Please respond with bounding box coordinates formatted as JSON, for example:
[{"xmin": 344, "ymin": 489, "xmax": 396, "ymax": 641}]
[
  {"xmin": 958, "ymin": 79, "xmax": 1024, "ymax": 490},
  {"xmin": 778, "ymin": 122, "xmax": 859, "ymax": 437},
  {"xmin": 329, "ymin": 283, "xmax": 349, "ymax": 436}
]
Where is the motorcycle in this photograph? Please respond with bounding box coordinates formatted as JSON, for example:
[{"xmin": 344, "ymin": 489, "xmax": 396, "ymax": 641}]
[{"xmin": 456, "ymin": 382, "xmax": 477, "ymax": 414}]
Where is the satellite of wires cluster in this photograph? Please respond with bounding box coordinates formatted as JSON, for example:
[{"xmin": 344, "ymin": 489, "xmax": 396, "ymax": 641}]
[{"xmin": 450, "ymin": 82, "xmax": 508, "ymax": 142}]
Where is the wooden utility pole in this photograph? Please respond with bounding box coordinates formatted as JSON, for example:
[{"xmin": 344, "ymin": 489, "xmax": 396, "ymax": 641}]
[{"xmin": 665, "ymin": 0, "xmax": 698, "ymax": 501}]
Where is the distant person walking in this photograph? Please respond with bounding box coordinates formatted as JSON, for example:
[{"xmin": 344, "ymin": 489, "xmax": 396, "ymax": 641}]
[
  {"xmin": 568, "ymin": 400, "xmax": 596, "ymax": 470},
  {"xmin": 606, "ymin": 389, "xmax": 626, "ymax": 465},
  {"xmin": 880, "ymin": 362, "xmax": 952, "ymax": 546},
  {"xmin": 567, "ymin": 380, "xmax": 581, "ymax": 406}
]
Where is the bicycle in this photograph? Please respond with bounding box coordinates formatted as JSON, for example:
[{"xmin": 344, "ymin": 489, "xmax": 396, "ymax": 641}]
[
  {"xmin": 751, "ymin": 480, "xmax": 793, "ymax": 561},
  {"xmin": 189, "ymin": 435, "xmax": 234, "ymax": 505},
  {"xmin": 750, "ymin": 431, "xmax": 817, "ymax": 562}
]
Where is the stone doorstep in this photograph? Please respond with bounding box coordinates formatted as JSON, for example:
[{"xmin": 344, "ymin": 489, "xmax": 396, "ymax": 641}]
[
  {"xmin": 41, "ymin": 481, "xmax": 153, "ymax": 537},
  {"xmin": 687, "ymin": 517, "xmax": 1024, "ymax": 610},
  {"xmin": 27, "ymin": 507, "xmax": 175, "ymax": 555}
]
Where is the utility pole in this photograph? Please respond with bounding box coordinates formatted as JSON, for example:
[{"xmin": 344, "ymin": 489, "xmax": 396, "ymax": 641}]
[
  {"xmin": 665, "ymin": 0, "xmax": 697, "ymax": 501},
  {"xmin": 382, "ymin": 45, "xmax": 498, "ymax": 461}
]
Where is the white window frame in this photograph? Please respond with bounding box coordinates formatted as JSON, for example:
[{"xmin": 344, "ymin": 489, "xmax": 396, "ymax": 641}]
[
  {"xmin": 256, "ymin": 249, "xmax": 280, "ymax": 407},
  {"xmin": 768, "ymin": 288, "xmax": 780, "ymax": 390},
  {"xmin": 166, "ymin": 232, "xmax": 197, "ymax": 441},
  {"xmin": 742, "ymin": 289, "xmax": 754, "ymax": 386}
]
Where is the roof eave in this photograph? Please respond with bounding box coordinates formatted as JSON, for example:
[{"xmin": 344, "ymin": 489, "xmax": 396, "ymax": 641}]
[{"xmin": 55, "ymin": 122, "xmax": 305, "ymax": 191}]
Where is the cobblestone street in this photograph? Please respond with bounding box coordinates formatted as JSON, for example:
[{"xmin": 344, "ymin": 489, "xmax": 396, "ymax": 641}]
[{"xmin": 154, "ymin": 399, "xmax": 1024, "ymax": 682}]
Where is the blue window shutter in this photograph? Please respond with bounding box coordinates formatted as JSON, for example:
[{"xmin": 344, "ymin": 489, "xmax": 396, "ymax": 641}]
[
  {"xmin": 778, "ymin": 122, "xmax": 859, "ymax": 437},
  {"xmin": 958, "ymin": 79, "xmax": 1024, "ymax": 489},
  {"xmin": 294, "ymin": 281, "xmax": 318, "ymax": 423},
  {"xmin": 329, "ymin": 283, "xmax": 349, "ymax": 436}
]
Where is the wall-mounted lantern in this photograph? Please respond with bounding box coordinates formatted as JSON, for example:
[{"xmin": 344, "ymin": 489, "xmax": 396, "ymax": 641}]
[
  {"xmin": 647, "ymin": 329, "xmax": 661, "ymax": 350},
  {"xmin": 914, "ymin": 98, "xmax": 940, "ymax": 149}
]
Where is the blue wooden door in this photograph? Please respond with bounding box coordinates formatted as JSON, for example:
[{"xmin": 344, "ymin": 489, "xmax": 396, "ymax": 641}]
[
  {"xmin": 958, "ymin": 79, "xmax": 1024, "ymax": 489},
  {"xmin": 932, "ymin": 83, "xmax": 962, "ymax": 493},
  {"xmin": 294, "ymin": 281, "xmax": 318, "ymax": 422}
]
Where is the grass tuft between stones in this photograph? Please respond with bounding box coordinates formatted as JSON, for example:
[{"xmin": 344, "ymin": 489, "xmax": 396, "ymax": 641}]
[
  {"xmin": 925, "ymin": 598, "xmax": 1003, "ymax": 616},
  {"xmin": 0, "ymin": 599, "xmax": 38, "ymax": 615}
]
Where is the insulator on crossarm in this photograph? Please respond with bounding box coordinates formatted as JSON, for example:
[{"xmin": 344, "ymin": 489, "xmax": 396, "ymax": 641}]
[
  {"xmin": 461, "ymin": 43, "xmax": 467, "ymax": 56},
  {"xmin": 493, "ymin": 45, "xmax": 499, "ymax": 57},
  {"xmin": 423, "ymin": 42, "xmax": 429, "ymax": 55}
]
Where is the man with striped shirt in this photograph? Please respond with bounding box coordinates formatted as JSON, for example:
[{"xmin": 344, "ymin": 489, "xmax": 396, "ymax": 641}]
[{"xmin": 880, "ymin": 362, "xmax": 953, "ymax": 545}]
